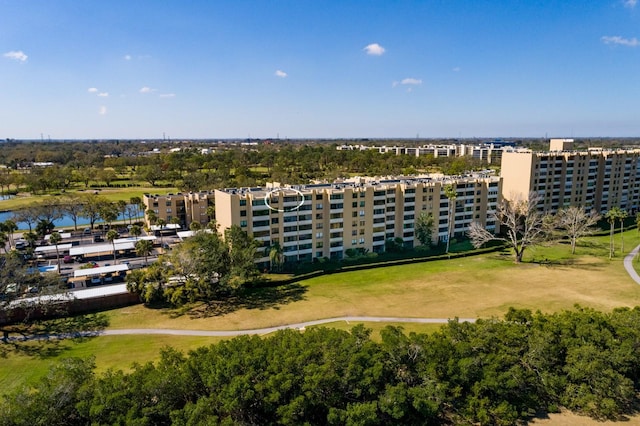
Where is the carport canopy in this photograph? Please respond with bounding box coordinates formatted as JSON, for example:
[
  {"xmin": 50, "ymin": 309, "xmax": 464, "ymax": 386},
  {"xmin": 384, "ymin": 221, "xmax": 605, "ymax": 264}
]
[
  {"xmin": 69, "ymin": 242, "xmax": 135, "ymax": 257},
  {"xmin": 74, "ymin": 264, "xmax": 129, "ymax": 278}
]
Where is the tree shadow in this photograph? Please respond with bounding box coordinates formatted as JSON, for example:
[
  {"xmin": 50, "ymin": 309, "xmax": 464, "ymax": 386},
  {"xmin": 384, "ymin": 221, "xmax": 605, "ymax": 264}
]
[
  {"xmin": 0, "ymin": 312, "xmax": 110, "ymax": 359},
  {"xmin": 175, "ymin": 283, "xmax": 308, "ymax": 319}
]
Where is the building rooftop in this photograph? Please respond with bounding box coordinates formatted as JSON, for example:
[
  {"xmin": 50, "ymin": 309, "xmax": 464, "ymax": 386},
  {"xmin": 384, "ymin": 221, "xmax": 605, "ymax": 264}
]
[{"xmin": 218, "ymin": 172, "xmax": 498, "ymax": 196}]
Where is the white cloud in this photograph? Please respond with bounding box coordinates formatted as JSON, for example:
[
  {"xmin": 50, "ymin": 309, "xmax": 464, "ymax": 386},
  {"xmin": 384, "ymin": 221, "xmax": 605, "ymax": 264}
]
[
  {"xmin": 97, "ymin": 92, "xmax": 109, "ymax": 97},
  {"xmin": 139, "ymin": 86, "xmax": 156, "ymax": 94},
  {"xmin": 601, "ymin": 35, "xmax": 640, "ymax": 46},
  {"xmin": 99, "ymin": 106, "xmax": 107, "ymax": 115},
  {"xmin": 124, "ymin": 54, "xmax": 132, "ymax": 60},
  {"xmin": 87, "ymin": 87, "xmax": 99, "ymax": 93},
  {"xmin": 3, "ymin": 50, "xmax": 28, "ymax": 62},
  {"xmin": 159, "ymin": 93, "xmax": 175, "ymax": 98},
  {"xmin": 363, "ymin": 43, "xmax": 385, "ymax": 56},
  {"xmin": 275, "ymin": 69, "xmax": 288, "ymax": 78},
  {"xmin": 624, "ymin": 0, "xmax": 637, "ymax": 8},
  {"xmin": 401, "ymin": 78, "xmax": 422, "ymax": 85}
]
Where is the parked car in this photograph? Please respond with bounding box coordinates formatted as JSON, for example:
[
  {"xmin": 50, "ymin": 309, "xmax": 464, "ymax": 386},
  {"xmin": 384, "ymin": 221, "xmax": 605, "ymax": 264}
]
[
  {"xmin": 62, "ymin": 255, "xmax": 74, "ymax": 264},
  {"xmin": 93, "ymin": 235, "xmax": 104, "ymax": 243},
  {"xmin": 103, "ymin": 273, "xmax": 113, "ymax": 284},
  {"xmin": 89, "ymin": 276, "xmax": 102, "ymax": 286}
]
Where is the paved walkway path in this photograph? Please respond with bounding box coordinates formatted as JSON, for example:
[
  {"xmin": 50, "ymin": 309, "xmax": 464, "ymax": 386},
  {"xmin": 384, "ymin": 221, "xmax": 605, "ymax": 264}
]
[
  {"xmin": 623, "ymin": 244, "xmax": 640, "ymax": 285},
  {"xmin": 3, "ymin": 317, "xmax": 476, "ymax": 342},
  {"xmin": 100, "ymin": 316, "xmax": 477, "ymax": 337}
]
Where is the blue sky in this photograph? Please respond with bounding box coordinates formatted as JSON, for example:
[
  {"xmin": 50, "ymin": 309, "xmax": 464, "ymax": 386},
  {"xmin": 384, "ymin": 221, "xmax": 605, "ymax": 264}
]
[{"xmin": 1, "ymin": 0, "xmax": 639, "ymax": 139}]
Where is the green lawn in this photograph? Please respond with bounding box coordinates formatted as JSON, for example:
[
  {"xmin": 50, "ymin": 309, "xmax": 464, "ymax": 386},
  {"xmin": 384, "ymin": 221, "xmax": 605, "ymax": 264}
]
[
  {"xmin": 2, "ymin": 229, "xmax": 640, "ymax": 394},
  {"xmin": 0, "ymin": 335, "xmax": 222, "ymax": 392}
]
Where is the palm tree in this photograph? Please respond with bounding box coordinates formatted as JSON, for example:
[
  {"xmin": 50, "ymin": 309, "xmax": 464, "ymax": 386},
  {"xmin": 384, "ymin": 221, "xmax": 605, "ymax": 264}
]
[
  {"xmin": 619, "ymin": 209, "xmax": 628, "ymax": 254},
  {"xmin": 135, "ymin": 239, "xmax": 154, "ymax": 266},
  {"xmin": 269, "ymin": 241, "xmax": 284, "ymax": 272},
  {"xmin": 48, "ymin": 231, "xmax": 62, "ymax": 273},
  {"xmin": 189, "ymin": 221, "xmax": 202, "ymax": 231},
  {"xmin": 130, "ymin": 224, "xmax": 142, "ymax": 241},
  {"xmin": 2, "ymin": 220, "xmax": 17, "ymax": 248},
  {"xmin": 156, "ymin": 218, "xmax": 167, "ymax": 248},
  {"xmin": 106, "ymin": 229, "xmax": 119, "ymax": 263},
  {"xmin": 146, "ymin": 209, "xmax": 158, "ymax": 227},
  {"xmin": 605, "ymin": 207, "xmax": 622, "ymax": 259},
  {"xmin": 170, "ymin": 216, "xmax": 181, "ymax": 229},
  {"xmin": 130, "ymin": 196, "xmax": 143, "ymax": 220},
  {"xmin": 444, "ymin": 184, "xmax": 457, "ymax": 254},
  {"xmin": 0, "ymin": 231, "xmax": 8, "ymax": 254}
]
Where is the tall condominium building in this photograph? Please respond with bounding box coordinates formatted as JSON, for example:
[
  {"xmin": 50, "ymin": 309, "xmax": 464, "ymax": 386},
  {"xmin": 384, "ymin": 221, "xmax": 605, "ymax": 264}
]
[
  {"xmin": 215, "ymin": 174, "xmax": 501, "ymax": 267},
  {"xmin": 143, "ymin": 191, "xmax": 215, "ymax": 229},
  {"xmin": 501, "ymin": 148, "xmax": 640, "ymax": 214}
]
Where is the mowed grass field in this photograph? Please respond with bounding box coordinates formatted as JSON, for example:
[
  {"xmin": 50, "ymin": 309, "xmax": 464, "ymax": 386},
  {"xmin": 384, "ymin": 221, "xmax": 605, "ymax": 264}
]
[{"xmin": 2, "ymin": 230, "xmax": 640, "ymax": 397}]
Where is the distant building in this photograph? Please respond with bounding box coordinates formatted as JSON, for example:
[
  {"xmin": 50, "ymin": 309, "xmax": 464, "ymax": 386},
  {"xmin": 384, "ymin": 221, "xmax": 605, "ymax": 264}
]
[{"xmin": 337, "ymin": 142, "xmax": 514, "ymax": 164}]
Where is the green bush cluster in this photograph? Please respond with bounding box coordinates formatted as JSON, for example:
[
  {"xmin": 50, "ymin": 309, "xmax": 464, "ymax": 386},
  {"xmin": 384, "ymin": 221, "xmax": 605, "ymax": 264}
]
[{"xmin": 2, "ymin": 306, "xmax": 640, "ymax": 425}]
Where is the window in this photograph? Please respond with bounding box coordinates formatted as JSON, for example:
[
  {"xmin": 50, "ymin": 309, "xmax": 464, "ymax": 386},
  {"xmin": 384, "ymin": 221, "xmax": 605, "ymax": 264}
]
[
  {"xmin": 240, "ymin": 220, "xmax": 247, "ymax": 227},
  {"xmin": 240, "ymin": 210, "xmax": 247, "ymax": 217},
  {"xmin": 239, "ymin": 199, "xmax": 247, "ymax": 206}
]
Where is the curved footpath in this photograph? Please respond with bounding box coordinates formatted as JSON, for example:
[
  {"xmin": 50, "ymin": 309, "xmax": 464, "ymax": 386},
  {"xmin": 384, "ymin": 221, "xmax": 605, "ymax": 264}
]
[
  {"xmin": 624, "ymin": 244, "xmax": 640, "ymax": 285},
  {"xmin": 9, "ymin": 245, "xmax": 640, "ymax": 342},
  {"xmin": 97, "ymin": 243, "xmax": 640, "ymax": 337}
]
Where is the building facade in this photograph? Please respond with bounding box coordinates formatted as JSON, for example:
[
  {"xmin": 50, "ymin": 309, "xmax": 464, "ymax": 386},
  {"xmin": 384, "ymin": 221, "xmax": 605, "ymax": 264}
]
[
  {"xmin": 501, "ymin": 148, "xmax": 640, "ymax": 214},
  {"xmin": 143, "ymin": 191, "xmax": 215, "ymax": 229},
  {"xmin": 214, "ymin": 174, "xmax": 501, "ymax": 266}
]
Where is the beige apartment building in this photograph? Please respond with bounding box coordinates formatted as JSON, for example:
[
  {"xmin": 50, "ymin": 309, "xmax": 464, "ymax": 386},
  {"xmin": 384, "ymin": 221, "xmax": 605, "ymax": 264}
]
[
  {"xmin": 214, "ymin": 174, "xmax": 501, "ymax": 267},
  {"xmin": 501, "ymin": 147, "xmax": 640, "ymax": 214},
  {"xmin": 143, "ymin": 191, "xmax": 215, "ymax": 228}
]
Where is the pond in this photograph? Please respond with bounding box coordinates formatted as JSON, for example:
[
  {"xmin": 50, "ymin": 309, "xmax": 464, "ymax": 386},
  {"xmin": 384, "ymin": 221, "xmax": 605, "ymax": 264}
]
[
  {"xmin": 0, "ymin": 194, "xmax": 15, "ymax": 201},
  {"xmin": 0, "ymin": 205, "xmax": 143, "ymax": 230}
]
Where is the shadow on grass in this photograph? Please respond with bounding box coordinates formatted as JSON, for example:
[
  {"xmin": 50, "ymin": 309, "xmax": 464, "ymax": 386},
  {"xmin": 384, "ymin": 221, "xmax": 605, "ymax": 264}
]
[
  {"xmin": 167, "ymin": 283, "xmax": 308, "ymax": 319},
  {"xmin": 0, "ymin": 312, "xmax": 110, "ymax": 359}
]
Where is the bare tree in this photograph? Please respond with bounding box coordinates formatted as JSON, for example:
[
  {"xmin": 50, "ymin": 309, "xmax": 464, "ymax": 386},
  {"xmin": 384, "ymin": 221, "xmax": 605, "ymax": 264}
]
[
  {"xmin": 468, "ymin": 192, "xmax": 546, "ymax": 263},
  {"xmin": 556, "ymin": 207, "xmax": 600, "ymax": 255}
]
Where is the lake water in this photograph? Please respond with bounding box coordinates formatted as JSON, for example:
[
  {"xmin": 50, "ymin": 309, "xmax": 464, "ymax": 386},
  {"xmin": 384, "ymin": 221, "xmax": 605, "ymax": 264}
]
[{"xmin": 0, "ymin": 205, "xmax": 142, "ymax": 230}]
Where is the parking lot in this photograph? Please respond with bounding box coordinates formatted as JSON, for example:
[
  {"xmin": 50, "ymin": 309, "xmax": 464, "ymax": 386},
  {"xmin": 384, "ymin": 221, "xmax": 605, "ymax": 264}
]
[{"xmin": 8, "ymin": 227, "xmax": 182, "ymax": 291}]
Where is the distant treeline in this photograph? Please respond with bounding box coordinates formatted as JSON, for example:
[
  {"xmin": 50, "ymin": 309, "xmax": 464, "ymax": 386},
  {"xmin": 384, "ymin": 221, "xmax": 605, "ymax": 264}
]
[{"xmin": 2, "ymin": 306, "xmax": 640, "ymax": 425}]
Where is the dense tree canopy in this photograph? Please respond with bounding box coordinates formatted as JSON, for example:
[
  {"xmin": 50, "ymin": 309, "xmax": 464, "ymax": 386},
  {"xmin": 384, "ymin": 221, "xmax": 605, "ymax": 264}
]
[
  {"xmin": 2, "ymin": 307, "xmax": 640, "ymax": 425},
  {"xmin": 127, "ymin": 226, "xmax": 260, "ymax": 306}
]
